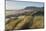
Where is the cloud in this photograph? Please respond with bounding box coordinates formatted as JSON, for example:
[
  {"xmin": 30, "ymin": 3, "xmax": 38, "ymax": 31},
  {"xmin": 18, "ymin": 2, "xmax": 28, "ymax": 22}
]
[
  {"xmin": 6, "ymin": 0, "xmax": 16, "ymax": 1},
  {"xmin": 6, "ymin": 0, "xmax": 44, "ymax": 10}
]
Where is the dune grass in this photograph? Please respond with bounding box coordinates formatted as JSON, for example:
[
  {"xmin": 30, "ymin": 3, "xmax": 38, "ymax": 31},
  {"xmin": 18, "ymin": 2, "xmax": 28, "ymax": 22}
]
[
  {"xmin": 31, "ymin": 16, "xmax": 44, "ymax": 28},
  {"xmin": 5, "ymin": 15, "xmax": 44, "ymax": 30}
]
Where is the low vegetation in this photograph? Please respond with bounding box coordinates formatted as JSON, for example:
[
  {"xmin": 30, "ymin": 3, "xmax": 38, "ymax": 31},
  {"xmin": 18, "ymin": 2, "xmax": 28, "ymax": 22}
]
[{"xmin": 5, "ymin": 7, "xmax": 44, "ymax": 31}]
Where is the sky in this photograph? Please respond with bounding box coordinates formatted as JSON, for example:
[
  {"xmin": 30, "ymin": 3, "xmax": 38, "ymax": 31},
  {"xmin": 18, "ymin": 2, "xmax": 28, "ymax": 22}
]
[{"xmin": 6, "ymin": 0, "xmax": 44, "ymax": 10}]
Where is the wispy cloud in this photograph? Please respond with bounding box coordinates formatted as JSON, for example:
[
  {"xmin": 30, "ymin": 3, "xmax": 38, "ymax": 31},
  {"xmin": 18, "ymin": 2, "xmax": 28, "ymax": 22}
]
[{"xmin": 6, "ymin": 0, "xmax": 44, "ymax": 10}]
